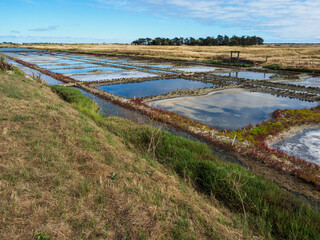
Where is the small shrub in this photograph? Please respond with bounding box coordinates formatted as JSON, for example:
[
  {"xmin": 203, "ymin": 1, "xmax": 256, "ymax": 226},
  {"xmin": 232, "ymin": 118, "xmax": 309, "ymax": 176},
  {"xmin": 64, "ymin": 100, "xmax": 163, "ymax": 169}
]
[{"xmin": 34, "ymin": 231, "xmax": 51, "ymax": 240}]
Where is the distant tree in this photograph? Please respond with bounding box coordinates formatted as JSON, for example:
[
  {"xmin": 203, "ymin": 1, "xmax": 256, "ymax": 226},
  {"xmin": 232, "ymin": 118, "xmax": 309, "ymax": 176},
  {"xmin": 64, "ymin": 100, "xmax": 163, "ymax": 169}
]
[
  {"xmin": 163, "ymin": 38, "xmax": 173, "ymax": 45},
  {"xmin": 131, "ymin": 35, "xmax": 264, "ymax": 46},
  {"xmin": 230, "ymin": 35, "xmax": 240, "ymax": 46},
  {"xmin": 146, "ymin": 38, "xmax": 152, "ymax": 45},
  {"xmin": 222, "ymin": 35, "xmax": 230, "ymax": 46},
  {"xmin": 189, "ymin": 37, "xmax": 199, "ymax": 45},
  {"xmin": 198, "ymin": 37, "xmax": 205, "ymax": 46},
  {"xmin": 183, "ymin": 38, "xmax": 190, "ymax": 45},
  {"xmin": 216, "ymin": 35, "xmax": 224, "ymax": 45},
  {"xmin": 256, "ymin": 37, "xmax": 264, "ymax": 45},
  {"xmin": 151, "ymin": 37, "xmax": 161, "ymax": 45},
  {"xmin": 205, "ymin": 36, "xmax": 218, "ymax": 46},
  {"xmin": 172, "ymin": 37, "xmax": 181, "ymax": 45},
  {"xmin": 131, "ymin": 38, "xmax": 147, "ymax": 45}
]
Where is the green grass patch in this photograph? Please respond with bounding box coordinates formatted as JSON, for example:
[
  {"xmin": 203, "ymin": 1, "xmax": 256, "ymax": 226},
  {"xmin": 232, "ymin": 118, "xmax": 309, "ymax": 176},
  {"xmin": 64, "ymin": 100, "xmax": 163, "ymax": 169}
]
[
  {"xmin": 51, "ymin": 85, "xmax": 105, "ymax": 124},
  {"xmin": 12, "ymin": 115, "xmax": 31, "ymax": 122},
  {"xmin": 52, "ymin": 85, "xmax": 320, "ymax": 240},
  {"xmin": 34, "ymin": 231, "xmax": 52, "ymax": 240},
  {"xmin": 0, "ymin": 69, "xmax": 33, "ymax": 99}
]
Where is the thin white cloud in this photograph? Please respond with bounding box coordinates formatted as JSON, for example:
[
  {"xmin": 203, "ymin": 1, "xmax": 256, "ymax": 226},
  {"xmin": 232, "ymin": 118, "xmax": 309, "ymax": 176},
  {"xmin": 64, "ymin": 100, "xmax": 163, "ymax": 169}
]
[
  {"xmin": 94, "ymin": 0, "xmax": 320, "ymax": 41},
  {"xmin": 29, "ymin": 25, "xmax": 59, "ymax": 32}
]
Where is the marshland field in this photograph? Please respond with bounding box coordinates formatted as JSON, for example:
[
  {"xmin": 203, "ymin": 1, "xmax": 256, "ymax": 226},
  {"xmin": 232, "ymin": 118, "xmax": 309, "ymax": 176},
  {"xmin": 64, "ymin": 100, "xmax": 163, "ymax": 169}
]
[
  {"xmin": 0, "ymin": 44, "xmax": 320, "ymax": 240},
  {"xmin": 12, "ymin": 43, "xmax": 320, "ymax": 70}
]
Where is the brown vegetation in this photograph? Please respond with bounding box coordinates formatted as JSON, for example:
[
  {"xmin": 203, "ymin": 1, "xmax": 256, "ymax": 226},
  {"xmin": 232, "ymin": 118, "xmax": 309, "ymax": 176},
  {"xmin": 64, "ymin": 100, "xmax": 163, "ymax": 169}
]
[
  {"xmin": 0, "ymin": 66, "xmax": 247, "ymax": 239},
  {"xmin": 4, "ymin": 43, "xmax": 320, "ymax": 70}
]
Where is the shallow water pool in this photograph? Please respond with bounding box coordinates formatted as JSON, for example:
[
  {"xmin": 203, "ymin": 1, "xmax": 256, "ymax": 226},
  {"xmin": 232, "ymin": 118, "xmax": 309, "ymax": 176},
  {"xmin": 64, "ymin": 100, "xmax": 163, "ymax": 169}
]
[
  {"xmin": 52, "ymin": 66, "xmax": 124, "ymax": 74},
  {"xmin": 70, "ymin": 70, "xmax": 158, "ymax": 82},
  {"xmin": 214, "ymin": 71, "xmax": 274, "ymax": 80},
  {"xmin": 6, "ymin": 59, "xmax": 62, "ymax": 85},
  {"xmin": 148, "ymin": 88, "xmax": 319, "ymax": 130},
  {"xmin": 98, "ymin": 78, "xmax": 215, "ymax": 98},
  {"xmin": 172, "ymin": 66, "xmax": 217, "ymax": 72}
]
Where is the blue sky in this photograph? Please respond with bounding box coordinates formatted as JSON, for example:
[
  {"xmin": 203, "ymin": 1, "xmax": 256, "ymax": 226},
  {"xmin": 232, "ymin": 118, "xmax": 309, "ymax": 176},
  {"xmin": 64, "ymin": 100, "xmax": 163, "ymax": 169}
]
[{"xmin": 1, "ymin": 0, "xmax": 319, "ymax": 43}]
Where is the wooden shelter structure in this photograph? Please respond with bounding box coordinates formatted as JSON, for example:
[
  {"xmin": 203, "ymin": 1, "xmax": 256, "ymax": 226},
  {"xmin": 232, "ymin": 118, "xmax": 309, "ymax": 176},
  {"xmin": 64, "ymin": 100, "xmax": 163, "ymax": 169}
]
[{"xmin": 230, "ymin": 51, "xmax": 240, "ymax": 63}]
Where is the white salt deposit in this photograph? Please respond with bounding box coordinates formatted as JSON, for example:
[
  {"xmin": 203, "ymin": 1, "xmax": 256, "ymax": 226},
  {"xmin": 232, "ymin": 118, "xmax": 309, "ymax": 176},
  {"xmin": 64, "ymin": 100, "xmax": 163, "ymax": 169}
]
[{"xmin": 275, "ymin": 129, "xmax": 320, "ymax": 165}]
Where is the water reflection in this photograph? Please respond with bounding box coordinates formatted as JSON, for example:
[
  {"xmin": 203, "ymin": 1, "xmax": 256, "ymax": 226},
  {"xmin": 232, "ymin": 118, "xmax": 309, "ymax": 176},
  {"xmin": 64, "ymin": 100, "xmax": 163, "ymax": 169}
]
[
  {"xmin": 98, "ymin": 78, "xmax": 215, "ymax": 98},
  {"xmin": 42, "ymin": 63, "xmax": 100, "ymax": 69},
  {"xmin": 51, "ymin": 66, "xmax": 124, "ymax": 74},
  {"xmin": 70, "ymin": 70, "xmax": 158, "ymax": 82},
  {"xmin": 1, "ymin": 49, "xmax": 176, "ymax": 75},
  {"xmin": 172, "ymin": 66, "xmax": 217, "ymax": 72},
  {"xmin": 78, "ymin": 88, "xmax": 242, "ymax": 164},
  {"xmin": 148, "ymin": 88, "xmax": 319, "ymax": 130},
  {"xmin": 6, "ymin": 59, "xmax": 62, "ymax": 85},
  {"xmin": 214, "ymin": 71, "xmax": 274, "ymax": 80},
  {"xmin": 139, "ymin": 64, "xmax": 173, "ymax": 68}
]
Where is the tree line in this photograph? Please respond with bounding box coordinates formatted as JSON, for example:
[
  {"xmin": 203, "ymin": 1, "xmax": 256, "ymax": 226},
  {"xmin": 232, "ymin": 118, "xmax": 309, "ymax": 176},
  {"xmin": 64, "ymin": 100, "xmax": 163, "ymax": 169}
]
[{"xmin": 132, "ymin": 35, "xmax": 264, "ymax": 46}]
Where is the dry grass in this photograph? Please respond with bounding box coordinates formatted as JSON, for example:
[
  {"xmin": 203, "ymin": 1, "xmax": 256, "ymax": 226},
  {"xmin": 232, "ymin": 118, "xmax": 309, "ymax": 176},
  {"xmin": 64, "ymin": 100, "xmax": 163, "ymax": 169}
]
[
  {"xmin": 8, "ymin": 43, "xmax": 320, "ymax": 70},
  {"xmin": 0, "ymin": 70, "xmax": 251, "ymax": 239}
]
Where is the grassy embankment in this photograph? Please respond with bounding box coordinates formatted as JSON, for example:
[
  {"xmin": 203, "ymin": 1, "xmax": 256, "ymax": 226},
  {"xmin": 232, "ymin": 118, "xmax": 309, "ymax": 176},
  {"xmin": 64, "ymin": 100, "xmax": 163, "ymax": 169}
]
[
  {"xmin": 0, "ymin": 60, "xmax": 319, "ymax": 239},
  {"xmin": 1, "ymin": 59, "xmax": 246, "ymax": 239},
  {"xmin": 6, "ymin": 43, "xmax": 320, "ymax": 71},
  {"xmin": 52, "ymin": 85, "xmax": 320, "ymax": 240}
]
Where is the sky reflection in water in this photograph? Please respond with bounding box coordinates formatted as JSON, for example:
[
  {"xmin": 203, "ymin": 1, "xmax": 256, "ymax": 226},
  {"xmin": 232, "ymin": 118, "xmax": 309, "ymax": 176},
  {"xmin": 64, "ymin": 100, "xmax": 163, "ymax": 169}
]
[
  {"xmin": 98, "ymin": 78, "xmax": 215, "ymax": 98},
  {"xmin": 214, "ymin": 71, "xmax": 274, "ymax": 80},
  {"xmin": 149, "ymin": 88, "xmax": 319, "ymax": 130}
]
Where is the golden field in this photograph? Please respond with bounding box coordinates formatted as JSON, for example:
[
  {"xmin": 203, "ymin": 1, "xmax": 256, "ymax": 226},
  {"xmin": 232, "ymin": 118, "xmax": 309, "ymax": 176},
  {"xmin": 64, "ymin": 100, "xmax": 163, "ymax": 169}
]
[{"xmin": 4, "ymin": 43, "xmax": 320, "ymax": 70}]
